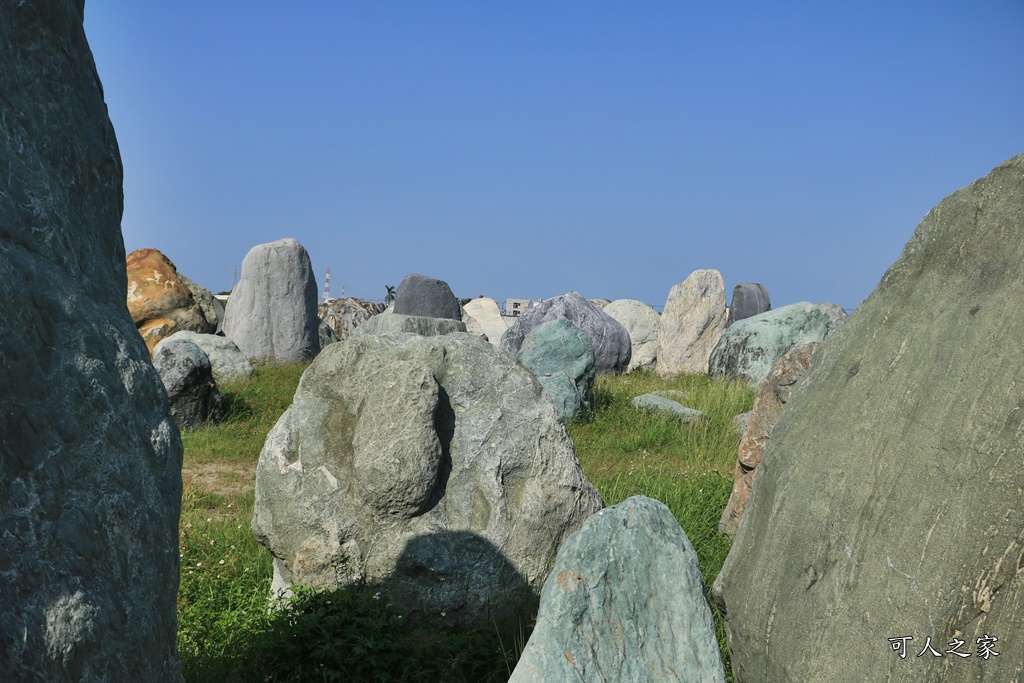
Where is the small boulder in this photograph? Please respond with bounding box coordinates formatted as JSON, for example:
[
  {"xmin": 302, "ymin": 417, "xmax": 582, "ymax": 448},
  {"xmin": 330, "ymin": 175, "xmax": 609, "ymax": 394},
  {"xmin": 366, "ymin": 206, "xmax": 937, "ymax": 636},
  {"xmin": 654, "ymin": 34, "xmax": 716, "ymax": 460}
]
[
  {"xmin": 603, "ymin": 299, "xmax": 660, "ymax": 372},
  {"xmin": 153, "ymin": 331, "xmax": 254, "ymax": 384},
  {"xmin": 632, "ymin": 394, "xmax": 707, "ymax": 423},
  {"xmin": 656, "ymin": 269, "xmax": 728, "ymax": 377},
  {"xmin": 393, "ymin": 273, "xmax": 462, "ymax": 320},
  {"xmin": 726, "ymin": 283, "xmax": 770, "ymax": 326},
  {"xmin": 500, "ymin": 292, "xmax": 631, "ymax": 373},
  {"xmin": 126, "ymin": 248, "xmax": 213, "ymax": 354},
  {"xmin": 318, "ymin": 297, "xmax": 387, "ymax": 341},
  {"xmin": 462, "ymin": 297, "xmax": 508, "ymax": 347},
  {"xmin": 509, "ymin": 496, "xmax": 726, "ymax": 683},
  {"xmin": 152, "ymin": 338, "xmax": 225, "ymax": 430},
  {"xmin": 349, "ymin": 313, "xmax": 467, "ymax": 338},
  {"xmin": 222, "ymin": 238, "xmax": 320, "ymax": 363},
  {"xmin": 517, "ymin": 319, "xmax": 596, "ymax": 423},
  {"xmin": 708, "ymin": 302, "xmax": 835, "ymax": 387},
  {"xmin": 718, "ymin": 342, "xmax": 818, "ymax": 537}
]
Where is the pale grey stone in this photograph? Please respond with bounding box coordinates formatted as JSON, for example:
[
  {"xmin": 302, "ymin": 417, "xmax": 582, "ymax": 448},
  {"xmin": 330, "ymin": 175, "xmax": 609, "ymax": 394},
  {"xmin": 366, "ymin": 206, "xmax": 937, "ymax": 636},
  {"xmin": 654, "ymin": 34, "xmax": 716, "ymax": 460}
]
[
  {"xmin": 632, "ymin": 394, "xmax": 707, "ymax": 423},
  {"xmin": 603, "ymin": 299, "xmax": 660, "ymax": 372},
  {"xmin": 222, "ymin": 238, "xmax": 320, "ymax": 362},
  {"xmin": 393, "ymin": 273, "xmax": 462, "ymax": 320},
  {"xmin": 656, "ymin": 269, "xmax": 728, "ymax": 376},
  {"xmin": 462, "ymin": 297, "xmax": 508, "ymax": 347},
  {"xmin": 154, "ymin": 331, "xmax": 254, "ymax": 384}
]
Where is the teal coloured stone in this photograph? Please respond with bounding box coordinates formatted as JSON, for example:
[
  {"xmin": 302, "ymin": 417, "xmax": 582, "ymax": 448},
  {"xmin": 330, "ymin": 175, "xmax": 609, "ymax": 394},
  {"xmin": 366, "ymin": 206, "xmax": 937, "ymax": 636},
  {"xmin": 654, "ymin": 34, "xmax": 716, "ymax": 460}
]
[{"xmin": 517, "ymin": 318, "xmax": 596, "ymax": 423}]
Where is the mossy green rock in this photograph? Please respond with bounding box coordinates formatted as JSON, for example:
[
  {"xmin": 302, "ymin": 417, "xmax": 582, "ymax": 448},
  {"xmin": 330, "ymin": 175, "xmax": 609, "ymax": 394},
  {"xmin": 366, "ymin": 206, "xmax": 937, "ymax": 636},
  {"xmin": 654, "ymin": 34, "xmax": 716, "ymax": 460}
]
[
  {"xmin": 715, "ymin": 153, "xmax": 1024, "ymax": 682},
  {"xmin": 517, "ymin": 318, "xmax": 596, "ymax": 423},
  {"xmin": 510, "ymin": 496, "xmax": 725, "ymax": 682}
]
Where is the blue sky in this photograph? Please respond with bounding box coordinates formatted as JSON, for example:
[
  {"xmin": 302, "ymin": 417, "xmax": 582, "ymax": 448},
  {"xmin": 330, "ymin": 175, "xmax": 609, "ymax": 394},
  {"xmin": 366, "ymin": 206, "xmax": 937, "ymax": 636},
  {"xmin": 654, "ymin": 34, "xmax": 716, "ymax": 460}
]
[{"xmin": 84, "ymin": 1, "xmax": 1023, "ymax": 311}]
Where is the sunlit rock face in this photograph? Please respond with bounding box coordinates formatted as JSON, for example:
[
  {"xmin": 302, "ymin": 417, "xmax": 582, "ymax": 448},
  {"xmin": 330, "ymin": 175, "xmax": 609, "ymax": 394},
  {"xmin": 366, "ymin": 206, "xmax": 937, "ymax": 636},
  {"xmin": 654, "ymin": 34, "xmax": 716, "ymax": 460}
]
[{"xmin": 0, "ymin": 2, "xmax": 184, "ymax": 679}]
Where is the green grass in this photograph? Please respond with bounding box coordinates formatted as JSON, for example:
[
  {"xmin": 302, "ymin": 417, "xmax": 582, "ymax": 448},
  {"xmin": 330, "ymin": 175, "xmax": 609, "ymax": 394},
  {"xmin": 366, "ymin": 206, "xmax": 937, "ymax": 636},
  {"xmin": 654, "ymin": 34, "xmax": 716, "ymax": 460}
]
[{"xmin": 176, "ymin": 364, "xmax": 755, "ymax": 681}]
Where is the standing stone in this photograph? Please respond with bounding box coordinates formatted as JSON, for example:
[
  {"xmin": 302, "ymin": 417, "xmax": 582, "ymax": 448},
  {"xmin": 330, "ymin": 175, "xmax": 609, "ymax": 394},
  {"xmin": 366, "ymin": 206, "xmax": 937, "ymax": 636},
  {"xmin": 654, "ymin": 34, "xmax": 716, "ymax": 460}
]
[
  {"xmin": 318, "ymin": 297, "xmax": 386, "ymax": 342},
  {"xmin": 656, "ymin": 269, "xmax": 727, "ymax": 377},
  {"xmin": 393, "ymin": 273, "xmax": 462, "ymax": 320},
  {"xmin": 510, "ymin": 496, "xmax": 726, "ymax": 683},
  {"xmin": 517, "ymin": 318, "xmax": 597, "ymax": 423},
  {"xmin": 603, "ymin": 299, "xmax": 660, "ymax": 372},
  {"xmin": 126, "ymin": 248, "xmax": 213, "ymax": 354},
  {"xmin": 152, "ymin": 338, "xmax": 226, "ymax": 430},
  {"xmin": 718, "ymin": 342, "xmax": 818, "ymax": 537},
  {"xmin": 462, "ymin": 297, "xmax": 508, "ymax": 347},
  {"xmin": 708, "ymin": 302, "xmax": 834, "ymax": 387},
  {"xmin": 154, "ymin": 331, "xmax": 254, "ymax": 384},
  {"xmin": 715, "ymin": 154, "xmax": 1024, "ymax": 682},
  {"xmin": 222, "ymin": 238, "xmax": 320, "ymax": 362},
  {"xmin": 252, "ymin": 333, "xmax": 604, "ymax": 629},
  {"xmin": 500, "ymin": 292, "xmax": 632, "ymax": 373},
  {"xmin": 726, "ymin": 283, "xmax": 770, "ymax": 326},
  {"xmin": 0, "ymin": 3, "xmax": 183, "ymax": 678}
]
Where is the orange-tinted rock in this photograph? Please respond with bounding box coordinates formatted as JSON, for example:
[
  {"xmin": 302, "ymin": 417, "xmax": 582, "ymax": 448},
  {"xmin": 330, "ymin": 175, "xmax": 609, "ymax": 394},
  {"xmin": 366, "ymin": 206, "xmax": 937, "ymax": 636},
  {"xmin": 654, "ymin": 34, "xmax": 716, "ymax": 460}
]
[
  {"xmin": 718, "ymin": 342, "xmax": 819, "ymax": 537},
  {"xmin": 126, "ymin": 248, "xmax": 211, "ymax": 354}
]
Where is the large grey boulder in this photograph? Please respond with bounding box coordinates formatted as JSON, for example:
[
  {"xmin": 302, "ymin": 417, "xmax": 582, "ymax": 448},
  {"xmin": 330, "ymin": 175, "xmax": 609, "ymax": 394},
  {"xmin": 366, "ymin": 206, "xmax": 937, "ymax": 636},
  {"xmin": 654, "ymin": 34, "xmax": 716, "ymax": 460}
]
[
  {"xmin": 708, "ymin": 301, "xmax": 835, "ymax": 387},
  {"xmin": 715, "ymin": 154, "xmax": 1024, "ymax": 682},
  {"xmin": 510, "ymin": 496, "xmax": 725, "ymax": 683},
  {"xmin": 393, "ymin": 273, "xmax": 462, "ymax": 320},
  {"xmin": 0, "ymin": 3, "xmax": 183, "ymax": 678},
  {"xmin": 349, "ymin": 312, "xmax": 467, "ymax": 338},
  {"xmin": 603, "ymin": 299, "xmax": 660, "ymax": 372},
  {"xmin": 517, "ymin": 318, "xmax": 596, "ymax": 423},
  {"xmin": 222, "ymin": 238, "xmax": 320, "ymax": 362},
  {"xmin": 152, "ymin": 338, "xmax": 226, "ymax": 430},
  {"xmin": 500, "ymin": 292, "xmax": 632, "ymax": 373},
  {"xmin": 726, "ymin": 283, "xmax": 770, "ymax": 326},
  {"xmin": 718, "ymin": 342, "xmax": 818, "ymax": 537},
  {"xmin": 251, "ymin": 333, "xmax": 604, "ymax": 628},
  {"xmin": 154, "ymin": 330, "xmax": 254, "ymax": 384},
  {"xmin": 462, "ymin": 297, "xmax": 508, "ymax": 347},
  {"xmin": 656, "ymin": 269, "xmax": 728, "ymax": 377}
]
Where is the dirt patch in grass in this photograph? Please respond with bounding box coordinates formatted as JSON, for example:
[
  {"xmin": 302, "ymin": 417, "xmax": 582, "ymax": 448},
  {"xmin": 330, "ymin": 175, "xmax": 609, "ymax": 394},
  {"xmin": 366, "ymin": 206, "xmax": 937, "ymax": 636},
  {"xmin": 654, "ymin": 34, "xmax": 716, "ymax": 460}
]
[{"xmin": 183, "ymin": 462, "xmax": 255, "ymax": 497}]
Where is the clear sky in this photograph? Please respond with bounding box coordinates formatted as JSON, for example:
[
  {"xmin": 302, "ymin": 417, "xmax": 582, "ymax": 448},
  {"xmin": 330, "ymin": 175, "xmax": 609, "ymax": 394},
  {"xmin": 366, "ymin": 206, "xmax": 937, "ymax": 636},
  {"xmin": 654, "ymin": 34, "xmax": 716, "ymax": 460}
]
[{"xmin": 84, "ymin": 1, "xmax": 1023, "ymax": 312}]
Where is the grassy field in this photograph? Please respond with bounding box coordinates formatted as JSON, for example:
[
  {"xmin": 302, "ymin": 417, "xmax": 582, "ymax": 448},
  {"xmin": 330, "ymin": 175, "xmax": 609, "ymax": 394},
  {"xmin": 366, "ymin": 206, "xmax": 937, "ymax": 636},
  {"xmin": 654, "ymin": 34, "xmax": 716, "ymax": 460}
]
[{"xmin": 178, "ymin": 362, "xmax": 754, "ymax": 682}]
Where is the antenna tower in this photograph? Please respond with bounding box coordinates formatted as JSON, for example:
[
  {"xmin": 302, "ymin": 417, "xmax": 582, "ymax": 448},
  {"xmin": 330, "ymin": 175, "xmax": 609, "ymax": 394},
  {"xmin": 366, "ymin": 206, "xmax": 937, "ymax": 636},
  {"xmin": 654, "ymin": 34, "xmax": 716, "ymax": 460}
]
[{"xmin": 322, "ymin": 268, "xmax": 331, "ymax": 302}]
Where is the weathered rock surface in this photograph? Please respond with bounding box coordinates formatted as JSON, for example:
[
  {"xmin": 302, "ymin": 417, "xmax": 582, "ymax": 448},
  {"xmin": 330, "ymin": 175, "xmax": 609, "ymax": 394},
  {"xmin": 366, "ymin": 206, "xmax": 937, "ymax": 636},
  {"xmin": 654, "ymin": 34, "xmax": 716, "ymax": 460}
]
[
  {"xmin": 509, "ymin": 496, "xmax": 725, "ymax": 683},
  {"xmin": 715, "ymin": 154, "xmax": 1024, "ymax": 682},
  {"xmin": 500, "ymin": 292, "xmax": 632, "ymax": 373},
  {"xmin": 732, "ymin": 411, "xmax": 751, "ymax": 436},
  {"xmin": 726, "ymin": 283, "xmax": 770, "ymax": 326},
  {"xmin": 656, "ymin": 269, "xmax": 727, "ymax": 377},
  {"xmin": 718, "ymin": 342, "xmax": 818, "ymax": 537},
  {"xmin": 632, "ymin": 394, "xmax": 707, "ymax": 423},
  {"xmin": 222, "ymin": 238, "xmax": 320, "ymax": 362},
  {"xmin": 708, "ymin": 302, "xmax": 835, "ymax": 386},
  {"xmin": 0, "ymin": 4, "xmax": 183, "ymax": 678},
  {"xmin": 393, "ymin": 273, "xmax": 462, "ymax": 320},
  {"xmin": 603, "ymin": 299, "xmax": 660, "ymax": 372},
  {"xmin": 460, "ymin": 309, "xmax": 488, "ymax": 340},
  {"xmin": 349, "ymin": 313, "xmax": 467, "ymax": 338},
  {"xmin": 154, "ymin": 331, "xmax": 254, "ymax": 384},
  {"xmin": 587, "ymin": 298, "xmax": 612, "ymax": 310},
  {"xmin": 318, "ymin": 297, "xmax": 386, "ymax": 342},
  {"xmin": 126, "ymin": 248, "xmax": 213, "ymax": 354},
  {"xmin": 318, "ymin": 319, "xmax": 339, "ymax": 349},
  {"xmin": 179, "ymin": 273, "xmax": 224, "ymax": 334},
  {"xmin": 462, "ymin": 297, "xmax": 507, "ymax": 347},
  {"xmin": 815, "ymin": 301, "xmax": 848, "ymax": 327},
  {"xmin": 152, "ymin": 338, "xmax": 225, "ymax": 430},
  {"xmin": 517, "ymin": 319, "xmax": 596, "ymax": 423},
  {"xmin": 252, "ymin": 333, "xmax": 604, "ymax": 628}
]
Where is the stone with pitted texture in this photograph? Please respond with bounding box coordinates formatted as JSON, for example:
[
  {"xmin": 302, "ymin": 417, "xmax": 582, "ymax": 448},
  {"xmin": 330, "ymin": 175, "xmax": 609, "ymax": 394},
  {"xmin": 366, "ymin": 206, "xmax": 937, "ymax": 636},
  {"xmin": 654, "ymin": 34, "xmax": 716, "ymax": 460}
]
[
  {"xmin": 0, "ymin": 3, "xmax": 183, "ymax": 678},
  {"xmin": 510, "ymin": 496, "xmax": 726, "ymax": 683},
  {"xmin": 715, "ymin": 153, "xmax": 1024, "ymax": 683},
  {"xmin": 251, "ymin": 333, "xmax": 604, "ymax": 628}
]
